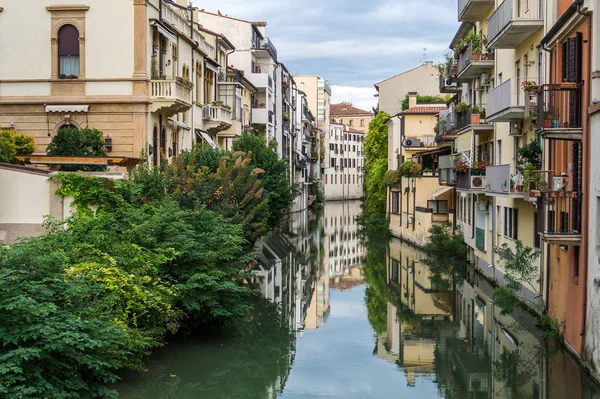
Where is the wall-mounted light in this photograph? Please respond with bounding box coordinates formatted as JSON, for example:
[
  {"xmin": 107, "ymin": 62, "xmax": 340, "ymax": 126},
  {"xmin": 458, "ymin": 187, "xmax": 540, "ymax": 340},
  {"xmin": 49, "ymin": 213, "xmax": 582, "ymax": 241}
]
[
  {"xmin": 148, "ymin": 143, "xmax": 154, "ymax": 156},
  {"xmin": 104, "ymin": 136, "xmax": 113, "ymax": 152}
]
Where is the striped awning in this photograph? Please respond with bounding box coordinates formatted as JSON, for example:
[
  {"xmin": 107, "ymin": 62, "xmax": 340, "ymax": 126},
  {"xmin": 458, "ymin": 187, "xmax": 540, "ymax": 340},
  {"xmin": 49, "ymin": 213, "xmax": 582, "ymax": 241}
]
[{"xmin": 45, "ymin": 105, "xmax": 89, "ymax": 113}]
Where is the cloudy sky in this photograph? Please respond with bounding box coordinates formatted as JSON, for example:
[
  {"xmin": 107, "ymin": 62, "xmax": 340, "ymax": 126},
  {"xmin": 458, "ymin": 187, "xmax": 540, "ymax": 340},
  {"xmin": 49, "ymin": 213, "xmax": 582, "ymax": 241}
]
[{"xmin": 193, "ymin": 0, "xmax": 460, "ymax": 111}]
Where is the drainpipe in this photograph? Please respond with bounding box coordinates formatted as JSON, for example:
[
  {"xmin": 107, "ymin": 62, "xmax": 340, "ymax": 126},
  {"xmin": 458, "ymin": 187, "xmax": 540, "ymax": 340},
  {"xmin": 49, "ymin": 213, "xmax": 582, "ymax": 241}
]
[{"xmin": 578, "ymin": 5, "xmax": 592, "ymax": 337}]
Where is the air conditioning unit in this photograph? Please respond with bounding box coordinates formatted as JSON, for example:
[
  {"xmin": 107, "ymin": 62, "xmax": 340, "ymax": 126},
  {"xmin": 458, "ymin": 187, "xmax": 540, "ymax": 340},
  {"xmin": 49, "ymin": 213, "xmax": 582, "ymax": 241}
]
[
  {"xmin": 471, "ymin": 176, "xmax": 486, "ymax": 189},
  {"xmin": 403, "ymin": 138, "xmax": 422, "ymax": 147},
  {"xmin": 509, "ymin": 120, "xmax": 524, "ymax": 136},
  {"xmin": 553, "ymin": 176, "xmax": 567, "ymax": 191},
  {"xmin": 478, "ymin": 200, "xmax": 489, "ymax": 212}
]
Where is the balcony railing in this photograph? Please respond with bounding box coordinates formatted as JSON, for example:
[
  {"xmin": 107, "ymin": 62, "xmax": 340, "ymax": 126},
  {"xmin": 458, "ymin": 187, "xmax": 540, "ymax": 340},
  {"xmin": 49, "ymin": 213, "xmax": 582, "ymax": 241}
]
[
  {"xmin": 536, "ymin": 191, "xmax": 582, "ymax": 244},
  {"xmin": 254, "ymin": 37, "xmax": 278, "ymax": 60},
  {"xmin": 161, "ymin": 2, "xmax": 191, "ymax": 38},
  {"xmin": 488, "ymin": 0, "xmax": 544, "ymax": 49},
  {"xmin": 455, "ymin": 105, "xmax": 492, "ymax": 132},
  {"xmin": 487, "ymin": 78, "xmax": 538, "ymax": 122},
  {"xmin": 198, "ymin": 36, "xmax": 215, "ymax": 58},
  {"xmin": 457, "ymin": 43, "xmax": 494, "ymax": 80},
  {"xmin": 203, "ymin": 105, "xmax": 232, "ymax": 125},
  {"xmin": 439, "ymin": 63, "xmax": 460, "ymax": 93},
  {"xmin": 458, "ymin": 0, "xmax": 494, "ymax": 22},
  {"xmin": 485, "ymin": 164, "xmax": 522, "ymax": 195},
  {"xmin": 149, "ymin": 79, "xmax": 192, "ymax": 115},
  {"xmin": 536, "ymin": 84, "xmax": 583, "ymax": 139}
]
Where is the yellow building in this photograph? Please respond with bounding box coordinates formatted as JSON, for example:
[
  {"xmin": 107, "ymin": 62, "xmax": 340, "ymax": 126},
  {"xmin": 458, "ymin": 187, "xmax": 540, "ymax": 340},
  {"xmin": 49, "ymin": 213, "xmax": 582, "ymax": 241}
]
[{"xmin": 387, "ymin": 99, "xmax": 454, "ymax": 245}]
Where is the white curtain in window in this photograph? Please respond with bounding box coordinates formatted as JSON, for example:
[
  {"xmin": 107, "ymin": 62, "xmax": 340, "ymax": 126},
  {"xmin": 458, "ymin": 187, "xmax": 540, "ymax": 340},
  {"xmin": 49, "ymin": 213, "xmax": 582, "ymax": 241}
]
[
  {"xmin": 60, "ymin": 56, "xmax": 80, "ymax": 76},
  {"xmin": 235, "ymin": 87, "xmax": 242, "ymax": 122}
]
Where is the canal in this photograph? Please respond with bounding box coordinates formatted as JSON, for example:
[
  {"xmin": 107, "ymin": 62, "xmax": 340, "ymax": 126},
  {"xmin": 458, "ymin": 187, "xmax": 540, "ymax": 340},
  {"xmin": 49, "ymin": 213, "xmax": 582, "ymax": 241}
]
[{"xmin": 116, "ymin": 200, "xmax": 600, "ymax": 398}]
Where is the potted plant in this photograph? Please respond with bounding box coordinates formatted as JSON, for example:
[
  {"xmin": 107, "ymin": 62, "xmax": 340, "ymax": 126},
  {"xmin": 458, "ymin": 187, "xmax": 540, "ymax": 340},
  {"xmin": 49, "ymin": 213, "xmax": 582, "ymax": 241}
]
[
  {"xmin": 521, "ymin": 80, "xmax": 539, "ymax": 92},
  {"xmin": 454, "ymin": 158, "xmax": 469, "ymax": 174},
  {"xmin": 384, "ymin": 169, "xmax": 400, "ymax": 186},
  {"xmin": 471, "ymin": 105, "xmax": 481, "ymax": 124},
  {"xmin": 480, "ymin": 108, "xmax": 487, "ymax": 123},
  {"xmin": 400, "ymin": 160, "xmax": 422, "ymax": 177},
  {"xmin": 212, "ymin": 100, "xmax": 224, "ymax": 106},
  {"xmin": 455, "ymin": 102, "xmax": 468, "ymax": 114}
]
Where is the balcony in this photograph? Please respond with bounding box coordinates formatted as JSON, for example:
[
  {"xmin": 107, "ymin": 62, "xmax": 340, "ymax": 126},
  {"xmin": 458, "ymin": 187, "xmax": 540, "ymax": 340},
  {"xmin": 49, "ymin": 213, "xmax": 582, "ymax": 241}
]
[
  {"xmin": 536, "ymin": 84, "xmax": 583, "ymax": 141},
  {"xmin": 485, "ymin": 164, "xmax": 523, "ymax": 197},
  {"xmin": 536, "ymin": 191, "xmax": 582, "ymax": 245},
  {"xmin": 149, "ymin": 80, "xmax": 192, "ymax": 116},
  {"xmin": 455, "ymin": 106, "xmax": 494, "ymax": 134},
  {"xmin": 253, "ymin": 37, "xmax": 278, "ymax": 61},
  {"xmin": 248, "ymin": 72, "xmax": 274, "ymax": 91},
  {"xmin": 457, "ymin": 44, "xmax": 494, "ymax": 82},
  {"xmin": 161, "ymin": 1, "xmax": 191, "ymax": 38},
  {"xmin": 197, "ymin": 36, "xmax": 215, "ymax": 58},
  {"xmin": 456, "ymin": 168, "xmax": 486, "ymax": 191},
  {"xmin": 458, "ymin": 0, "xmax": 494, "ymax": 22},
  {"xmin": 252, "ymin": 108, "xmax": 274, "ymax": 125},
  {"xmin": 487, "ymin": 78, "xmax": 538, "ymax": 122},
  {"xmin": 439, "ymin": 63, "xmax": 461, "ymax": 93},
  {"xmin": 203, "ymin": 105, "xmax": 232, "ymax": 133},
  {"xmin": 438, "ymin": 155, "xmax": 456, "ymax": 186},
  {"xmin": 218, "ymin": 68, "xmax": 244, "ymax": 85},
  {"xmin": 487, "ymin": 0, "xmax": 544, "ymax": 49}
]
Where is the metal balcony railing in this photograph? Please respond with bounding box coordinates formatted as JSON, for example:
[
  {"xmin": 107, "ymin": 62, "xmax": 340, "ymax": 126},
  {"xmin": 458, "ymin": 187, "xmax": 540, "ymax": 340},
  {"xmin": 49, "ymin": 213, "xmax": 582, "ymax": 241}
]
[
  {"xmin": 536, "ymin": 84, "xmax": 583, "ymax": 131},
  {"xmin": 536, "ymin": 191, "xmax": 582, "ymax": 241},
  {"xmin": 485, "ymin": 164, "xmax": 520, "ymax": 193},
  {"xmin": 455, "ymin": 105, "xmax": 487, "ymax": 131},
  {"xmin": 488, "ymin": 0, "xmax": 543, "ymax": 48},
  {"xmin": 255, "ymin": 37, "xmax": 278, "ymax": 60},
  {"xmin": 487, "ymin": 78, "xmax": 539, "ymax": 120}
]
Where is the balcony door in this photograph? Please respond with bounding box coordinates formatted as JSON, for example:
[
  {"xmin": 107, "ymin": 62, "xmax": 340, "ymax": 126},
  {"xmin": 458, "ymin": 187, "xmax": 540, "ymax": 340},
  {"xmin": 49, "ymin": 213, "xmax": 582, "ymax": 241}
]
[{"xmin": 515, "ymin": 60, "xmax": 521, "ymax": 106}]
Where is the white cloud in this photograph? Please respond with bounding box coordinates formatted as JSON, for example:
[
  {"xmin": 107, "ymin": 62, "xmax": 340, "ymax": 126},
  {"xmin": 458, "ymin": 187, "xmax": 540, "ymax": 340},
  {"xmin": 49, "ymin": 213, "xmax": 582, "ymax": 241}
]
[{"xmin": 331, "ymin": 85, "xmax": 378, "ymax": 112}]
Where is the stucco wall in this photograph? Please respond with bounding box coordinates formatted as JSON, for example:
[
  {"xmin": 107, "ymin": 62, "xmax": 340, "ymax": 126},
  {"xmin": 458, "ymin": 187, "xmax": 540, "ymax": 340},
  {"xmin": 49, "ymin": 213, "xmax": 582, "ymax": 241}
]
[{"xmin": 376, "ymin": 62, "xmax": 441, "ymax": 116}]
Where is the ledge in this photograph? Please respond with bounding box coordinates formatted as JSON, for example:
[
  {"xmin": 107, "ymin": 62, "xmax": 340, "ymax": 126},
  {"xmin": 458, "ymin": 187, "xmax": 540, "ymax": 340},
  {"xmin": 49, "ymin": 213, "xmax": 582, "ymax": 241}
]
[{"xmin": 46, "ymin": 5, "xmax": 90, "ymax": 12}]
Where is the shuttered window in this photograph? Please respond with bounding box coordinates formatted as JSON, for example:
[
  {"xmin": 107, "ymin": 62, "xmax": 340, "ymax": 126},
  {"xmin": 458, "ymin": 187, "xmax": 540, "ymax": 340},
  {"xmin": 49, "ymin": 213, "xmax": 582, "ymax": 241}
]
[
  {"xmin": 391, "ymin": 192, "xmax": 399, "ymax": 214},
  {"xmin": 562, "ymin": 32, "xmax": 583, "ymax": 83}
]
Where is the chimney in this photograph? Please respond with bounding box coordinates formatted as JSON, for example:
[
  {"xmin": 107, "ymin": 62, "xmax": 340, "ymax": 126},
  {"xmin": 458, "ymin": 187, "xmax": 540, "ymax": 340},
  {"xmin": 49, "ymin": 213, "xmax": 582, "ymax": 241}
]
[{"xmin": 408, "ymin": 92, "xmax": 418, "ymax": 108}]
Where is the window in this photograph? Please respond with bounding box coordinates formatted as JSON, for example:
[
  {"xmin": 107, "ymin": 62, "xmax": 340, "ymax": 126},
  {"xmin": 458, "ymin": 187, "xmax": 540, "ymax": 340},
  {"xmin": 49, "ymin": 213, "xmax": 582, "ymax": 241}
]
[
  {"xmin": 562, "ymin": 33, "xmax": 583, "ymax": 83},
  {"xmin": 392, "ymin": 259, "xmax": 399, "ymax": 282},
  {"xmin": 427, "ymin": 200, "xmax": 449, "ymax": 214},
  {"xmin": 360, "ymin": 119, "xmax": 365, "ymax": 127},
  {"xmin": 391, "ymin": 192, "xmax": 400, "ymax": 214},
  {"xmin": 58, "ymin": 25, "xmax": 80, "ymax": 77},
  {"xmin": 533, "ymin": 212, "xmax": 541, "ymax": 249},
  {"xmin": 348, "ymin": 120, "xmax": 353, "ymax": 127},
  {"xmin": 219, "ymin": 85, "xmax": 234, "ymax": 108},
  {"xmin": 325, "ymin": 174, "xmax": 328, "ymax": 184},
  {"xmin": 235, "ymin": 87, "xmax": 242, "ymax": 122},
  {"xmin": 504, "ymin": 207, "xmax": 519, "ymax": 239}
]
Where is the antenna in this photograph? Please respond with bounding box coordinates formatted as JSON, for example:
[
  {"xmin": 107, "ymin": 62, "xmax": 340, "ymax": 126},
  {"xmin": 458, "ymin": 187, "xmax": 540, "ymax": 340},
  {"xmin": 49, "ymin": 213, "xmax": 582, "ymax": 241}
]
[{"xmin": 422, "ymin": 48, "xmax": 427, "ymax": 64}]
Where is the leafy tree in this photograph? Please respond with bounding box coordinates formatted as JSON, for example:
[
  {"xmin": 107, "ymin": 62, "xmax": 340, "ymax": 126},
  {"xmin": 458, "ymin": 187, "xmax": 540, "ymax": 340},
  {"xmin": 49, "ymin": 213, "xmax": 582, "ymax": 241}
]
[
  {"xmin": 0, "ymin": 131, "xmax": 16, "ymax": 163},
  {"xmin": 233, "ymin": 133, "xmax": 294, "ymax": 228},
  {"xmin": 46, "ymin": 126, "xmax": 107, "ymax": 171},
  {"xmin": 13, "ymin": 133, "xmax": 35, "ymax": 156},
  {"xmin": 364, "ymin": 112, "xmax": 390, "ymax": 214},
  {"xmin": 166, "ymin": 151, "xmax": 270, "ymax": 244}
]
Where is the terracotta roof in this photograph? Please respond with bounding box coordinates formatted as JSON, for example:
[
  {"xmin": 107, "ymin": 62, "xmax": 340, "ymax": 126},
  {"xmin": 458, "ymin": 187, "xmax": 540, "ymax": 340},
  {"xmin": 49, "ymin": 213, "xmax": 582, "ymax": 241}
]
[
  {"xmin": 330, "ymin": 103, "xmax": 372, "ymax": 116},
  {"xmin": 346, "ymin": 127, "xmax": 365, "ymax": 134},
  {"xmin": 196, "ymin": 9, "xmax": 267, "ymax": 26},
  {"xmin": 402, "ymin": 105, "xmax": 447, "ymax": 115}
]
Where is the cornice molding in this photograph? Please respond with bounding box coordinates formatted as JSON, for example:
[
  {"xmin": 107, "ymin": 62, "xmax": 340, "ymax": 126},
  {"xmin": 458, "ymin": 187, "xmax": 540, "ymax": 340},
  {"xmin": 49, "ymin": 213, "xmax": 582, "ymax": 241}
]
[
  {"xmin": 46, "ymin": 5, "xmax": 90, "ymax": 12},
  {"xmin": 133, "ymin": 0, "xmax": 148, "ymax": 5}
]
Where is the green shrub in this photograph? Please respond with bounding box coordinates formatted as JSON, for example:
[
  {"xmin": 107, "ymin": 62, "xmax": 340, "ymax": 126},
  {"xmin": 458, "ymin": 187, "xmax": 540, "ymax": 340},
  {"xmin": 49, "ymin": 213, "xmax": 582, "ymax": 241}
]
[{"xmin": 47, "ymin": 126, "xmax": 107, "ymax": 171}]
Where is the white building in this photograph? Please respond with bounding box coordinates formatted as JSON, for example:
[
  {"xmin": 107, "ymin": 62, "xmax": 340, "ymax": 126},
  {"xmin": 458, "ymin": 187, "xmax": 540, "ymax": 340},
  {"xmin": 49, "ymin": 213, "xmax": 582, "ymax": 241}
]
[{"xmin": 323, "ymin": 122, "xmax": 365, "ymax": 201}]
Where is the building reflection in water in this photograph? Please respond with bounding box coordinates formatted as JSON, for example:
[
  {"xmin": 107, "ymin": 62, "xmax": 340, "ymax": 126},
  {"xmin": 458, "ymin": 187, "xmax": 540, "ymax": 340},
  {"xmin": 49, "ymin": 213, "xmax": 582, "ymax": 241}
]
[{"xmin": 374, "ymin": 238, "xmax": 600, "ymax": 399}]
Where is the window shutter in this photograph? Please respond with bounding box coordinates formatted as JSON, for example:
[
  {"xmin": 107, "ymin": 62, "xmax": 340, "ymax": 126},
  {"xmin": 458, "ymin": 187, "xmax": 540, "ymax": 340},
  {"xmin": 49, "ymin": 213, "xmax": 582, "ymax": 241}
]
[
  {"xmin": 565, "ymin": 33, "xmax": 582, "ymax": 83},
  {"xmin": 514, "ymin": 208, "xmax": 519, "ymax": 239},
  {"xmin": 575, "ymin": 32, "xmax": 583, "ymax": 83},
  {"xmin": 562, "ymin": 42, "xmax": 568, "ymax": 82},
  {"xmin": 504, "ymin": 207, "xmax": 508, "ymax": 237}
]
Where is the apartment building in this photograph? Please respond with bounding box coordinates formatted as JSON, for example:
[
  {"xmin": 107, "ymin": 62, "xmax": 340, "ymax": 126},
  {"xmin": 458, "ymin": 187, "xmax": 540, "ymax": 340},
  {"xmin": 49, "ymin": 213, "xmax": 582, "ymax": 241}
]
[
  {"xmin": 0, "ymin": 0, "xmax": 239, "ymax": 168},
  {"xmin": 386, "ymin": 97, "xmax": 453, "ymax": 245},
  {"xmin": 424, "ymin": 0, "xmax": 597, "ymax": 379},
  {"xmin": 324, "ymin": 122, "xmax": 365, "ymax": 201},
  {"xmin": 330, "ymin": 102, "xmax": 374, "ymax": 133},
  {"xmin": 295, "ymin": 75, "xmax": 332, "ymax": 183}
]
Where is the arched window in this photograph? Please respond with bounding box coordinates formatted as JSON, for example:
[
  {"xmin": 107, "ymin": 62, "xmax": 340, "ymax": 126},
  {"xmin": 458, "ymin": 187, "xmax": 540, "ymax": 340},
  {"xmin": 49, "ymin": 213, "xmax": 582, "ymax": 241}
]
[
  {"xmin": 152, "ymin": 126, "xmax": 158, "ymax": 167},
  {"xmin": 58, "ymin": 24, "xmax": 80, "ymax": 77}
]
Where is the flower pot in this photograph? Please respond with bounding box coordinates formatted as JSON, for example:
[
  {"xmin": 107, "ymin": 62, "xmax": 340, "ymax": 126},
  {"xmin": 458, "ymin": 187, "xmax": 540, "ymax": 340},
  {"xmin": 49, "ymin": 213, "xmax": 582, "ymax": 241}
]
[
  {"xmin": 543, "ymin": 120, "xmax": 553, "ymax": 128},
  {"xmin": 553, "ymin": 120, "xmax": 561, "ymax": 128},
  {"xmin": 516, "ymin": 184, "xmax": 524, "ymax": 192},
  {"xmin": 471, "ymin": 52, "xmax": 481, "ymax": 61},
  {"xmin": 471, "ymin": 114, "xmax": 481, "ymax": 124}
]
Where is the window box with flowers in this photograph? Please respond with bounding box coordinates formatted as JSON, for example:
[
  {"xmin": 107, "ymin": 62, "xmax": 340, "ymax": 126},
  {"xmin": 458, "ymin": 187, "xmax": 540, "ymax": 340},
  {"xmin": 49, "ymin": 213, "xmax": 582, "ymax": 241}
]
[
  {"xmin": 400, "ymin": 160, "xmax": 423, "ymax": 177},
  {"xmin": 176, "ymin": 76, "xmax": 194, "ymax": 89},
  {"xmin": 454, "ymin": 158, "xmax": 469, "ymax": 174}
]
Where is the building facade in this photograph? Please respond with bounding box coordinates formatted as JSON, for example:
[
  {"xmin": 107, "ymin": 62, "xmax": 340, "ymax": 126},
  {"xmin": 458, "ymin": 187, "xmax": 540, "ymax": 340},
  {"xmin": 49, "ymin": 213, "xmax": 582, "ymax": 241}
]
[
  {"xmin": 323, "ymin": 122, "xmax": 365, "ymax": 201},
  {"xmin": 330, "ymin": 102, "xmax": 374, "ymax": 133}
]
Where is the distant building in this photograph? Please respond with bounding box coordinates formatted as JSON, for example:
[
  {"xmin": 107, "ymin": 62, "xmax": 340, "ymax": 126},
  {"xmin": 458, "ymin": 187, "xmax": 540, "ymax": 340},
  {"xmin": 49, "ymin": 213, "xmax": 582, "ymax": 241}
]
[
  {"xmin": 323, "ymin": 122, "xmax": 365, "ymax": 201},
  {"xmin": 374, "ymin": 61, "xmax": 441, "ymax": 116},
  {"xmin": 330, "ymin": 102, "xmax": 373, "ymax": 133}
]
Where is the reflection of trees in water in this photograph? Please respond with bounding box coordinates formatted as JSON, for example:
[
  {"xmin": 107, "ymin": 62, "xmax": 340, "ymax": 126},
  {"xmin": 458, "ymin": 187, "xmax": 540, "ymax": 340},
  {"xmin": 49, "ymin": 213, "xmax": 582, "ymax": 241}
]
[{"xmin": 118, "ymin": 299, "xmax": 295, "ymax": 399}]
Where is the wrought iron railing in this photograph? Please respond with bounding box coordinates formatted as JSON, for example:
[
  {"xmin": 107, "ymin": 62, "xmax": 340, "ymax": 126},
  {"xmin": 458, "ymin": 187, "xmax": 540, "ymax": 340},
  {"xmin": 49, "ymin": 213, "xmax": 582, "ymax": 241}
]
[
  {"xmin": 536, "ymin": 84, "xmax": 583, "ymax": 130},
  {"xmin": 536, "ymin": 191, "xmax": 582, "ymax": 237}
]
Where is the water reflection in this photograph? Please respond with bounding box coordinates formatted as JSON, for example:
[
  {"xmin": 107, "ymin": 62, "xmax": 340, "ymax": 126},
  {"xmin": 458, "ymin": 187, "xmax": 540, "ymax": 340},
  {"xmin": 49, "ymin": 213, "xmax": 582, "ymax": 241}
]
[{"xmin": 116, "ymin": 201, "xmax": 600, "ymax": 399}]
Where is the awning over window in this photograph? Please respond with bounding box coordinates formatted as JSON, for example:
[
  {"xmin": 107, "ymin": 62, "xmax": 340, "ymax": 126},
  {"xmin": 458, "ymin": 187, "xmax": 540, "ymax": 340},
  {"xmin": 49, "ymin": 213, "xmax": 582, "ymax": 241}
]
[
  {"xmin": 152, "ymin": 21, "xmax": 177, "ymax": 43},
  {"xmin": 205, "ymin": 59, "xmax": 220, "ymax": 73},
  {"xmin": 432, "ymin": 186, "xmax": 453, "ymax": 199},
  {"xmin": 169, "ymin": 119, "xmax": 189, "ymax": 130},
  {"xmin": 196, "ymin": 129, "xmax": 217, "ymax": 148},
  {"xmin": 45, "ymin": 105, "xmax": 89, "ymax": 113}
]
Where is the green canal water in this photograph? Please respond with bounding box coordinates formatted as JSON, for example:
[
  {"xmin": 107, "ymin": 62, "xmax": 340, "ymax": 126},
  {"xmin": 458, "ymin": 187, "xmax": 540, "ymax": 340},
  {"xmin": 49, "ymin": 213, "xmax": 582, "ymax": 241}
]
[{"xmin": 116, "ymin": 201, "xmax": 600, "ymax": 398}]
